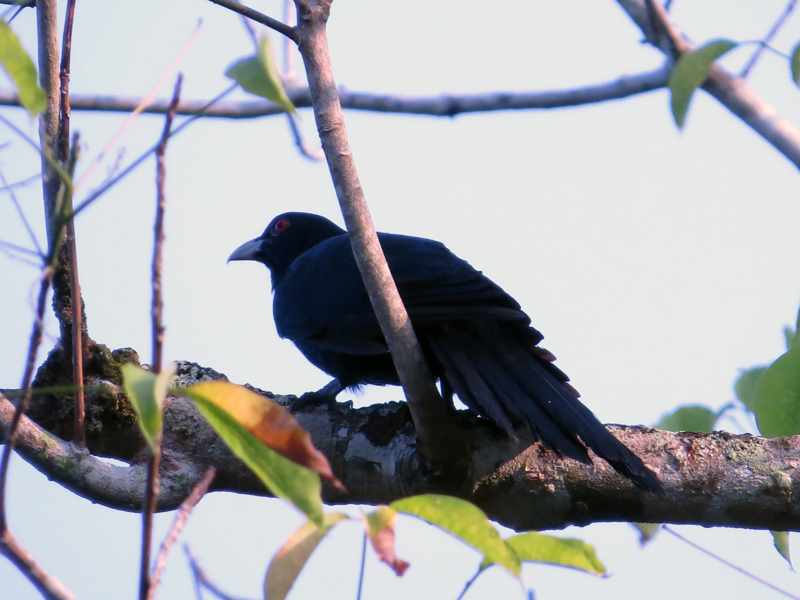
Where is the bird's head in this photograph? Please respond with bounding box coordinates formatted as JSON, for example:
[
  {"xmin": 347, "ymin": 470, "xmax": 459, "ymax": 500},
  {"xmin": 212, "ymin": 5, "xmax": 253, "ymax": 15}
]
[{"xmin": 228, "ymin": 212, "xmax": 346, "ymax": 287}]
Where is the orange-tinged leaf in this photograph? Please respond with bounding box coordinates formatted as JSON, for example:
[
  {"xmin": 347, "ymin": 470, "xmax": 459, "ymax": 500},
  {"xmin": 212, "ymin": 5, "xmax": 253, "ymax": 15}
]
[
  {"xmin": 363, "ymin": 507, "xmax": 409, "ymax": 576},
  {"xmin": 265, "ymin": 513, "xmax": 350, "ymax": 600},
  {"xmin": 188, "ymin": 381, "xmax": 343, "ymax": 490}
]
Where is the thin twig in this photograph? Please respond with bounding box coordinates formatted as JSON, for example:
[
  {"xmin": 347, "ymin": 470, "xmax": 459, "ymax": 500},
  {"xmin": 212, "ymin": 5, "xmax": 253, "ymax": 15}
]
[
  {"xmin": 740, "ymin": 0, "xmax": 797, "ymax": 77},
  {"xmin": 152, "ymin": 74, "xmax": 182, "ymax": 374},
  {"xmin": 285, "ymin": 112, "xmax": 323, "ymax": 160},
  {"xmin": 0, "ymin": 0, "xmax": 35, "ymax": 6},
  {"xmin": 0, "ymin": 269, "xmax": 53, "ymax": 530},
  {"xmin": 0, "ymin": 167, "xmax": 44, "ymax": 257},
  {"xmin": 140, "ymin": 443, "xmax": 162, "ymax": 600},
  {"xmin": 73, "ymin": 20, "xmax": 201, "ymax": 192},
  {"xmin": 185, "ymin": 545, "xmax": 258, "ymax": 600},
  {"xmin": 619, "ymin": 0, "xmax": 800, "ymax": 170},
  {"xmin": 65, "ymin": 139, "xmax": 85, "ymax": 447},
  {"xmin": 454, "ymin": 569, "xmax": 481, "ymax": 600},
  {"xmin": 70, "ymin": 83, "xmax": 237, "ymax": 220},
  {"xmin": 139, "ymin": 75, "xmax": 183, "ymax": 600},
  {"xmin": 0, "ymin": 242, "xmax": 42, "ymax": 267},
  {"xmin": 356, "ymin": 530, "xmax": 367, "ymax": 600},
  {"xmin": 283, "ymin": 0, "xmax": 296, "ymax": 79},
  {"xmin": 146, "ymin": 467, "xmax": 216, "ymax": 600},
  {"xmin": 663, "ymin": 526, "xmax": 800, "ymax": 600},
  {"xmin": 0, "ymin": 67, "xmax": 670, "ymax": 118},
  {"xmin": 0, "ymin": 173, "xmax": 42, "ymax": 192},
  {"xmin": 0, "ymin": 529, "xmax": 78, "ymax": 600},
  {"xmin": 206, "ymin": 0, "xmax": 297, "ymax": 43}
]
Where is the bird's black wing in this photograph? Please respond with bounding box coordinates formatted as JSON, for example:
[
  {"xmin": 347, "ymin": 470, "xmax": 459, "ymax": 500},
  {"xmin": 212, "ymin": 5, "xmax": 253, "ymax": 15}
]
[{"xmin": 273, "ymin": 231, "xmax": 662, "ymax": 493}]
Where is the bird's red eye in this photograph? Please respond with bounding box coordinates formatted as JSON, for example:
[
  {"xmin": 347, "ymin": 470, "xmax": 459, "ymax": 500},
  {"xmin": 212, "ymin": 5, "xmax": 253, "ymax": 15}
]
[{"xmin": 273, "ymin": 218, "xmax": 289, "ymax": 233}]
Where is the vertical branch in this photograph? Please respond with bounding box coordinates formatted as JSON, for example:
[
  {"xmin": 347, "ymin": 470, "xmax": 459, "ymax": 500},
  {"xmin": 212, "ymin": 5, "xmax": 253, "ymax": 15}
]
[
  {"xmin": 56, "ymin": 0, "xmax": 86, "ymax": 447},
  {"xmin": 36, "ymin": 0, "xmax": 61, "ymax": 242},
  {"xmin": 139, "ymin": 75, "xmax": 182, "ymax": 600},
  {"xmin": 292, "ymin": 0, "xmax": 466, "ymax": 469}
]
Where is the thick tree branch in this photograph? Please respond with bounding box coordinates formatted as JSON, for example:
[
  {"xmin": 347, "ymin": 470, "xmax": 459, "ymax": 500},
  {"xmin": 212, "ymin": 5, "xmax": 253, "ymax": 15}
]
[
  {"xmin": 2, "ymin": 361, "xmax": 800, "ymax": 532},
  {"xmin": 0, "ymin": 67, "xmax": 668, "ymax": 118},
  {"xmin": 617, "ymin": 0, "xmax": 800, "ymax": 170}
]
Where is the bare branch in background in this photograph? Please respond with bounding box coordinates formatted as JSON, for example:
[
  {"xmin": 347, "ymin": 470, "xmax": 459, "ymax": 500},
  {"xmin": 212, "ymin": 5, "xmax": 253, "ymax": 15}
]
[
  {"xmin": 286, "ymin": 112, "xmax": 323, "ymax": 160},
  {"xmin": 0, "ymin": 67, "xmax": 669, "ymax": 118},
  {"xmin": 70, "ymin": 83, "xmax": 237, "ymax": 220},
  {"xmin": 186, "ymin": 545, "xmax": 258, "ymax": 600},
  {"xmin": 0, "ymin": 274, "xmax": 53, "ymax": 529},
  {"xmin": 139, "ymin": 75, "xmax": 182, "ymax": 600},
  {"xmin": 0, "ymin": 530, "xmax": 78, "ymax": 600},
  {"xmin": 0, "ymin": 168, "xmax": 43, "ymax": 258},
  {"xmin": 662, "ymin": 527, "xmax": 800, "ymax": 599},
  {"xmin": 617, "ymin": 0, "xmax": 800, "ymax": 170},
  {"xmin": 207, "ymin": 0, "xmax": 297, "ymax": 42},
  {"xmin": 740, "ymin": 0, "xmax": 797, "ymax": 78},
  {"xmin": 146, "ymin": 468, "xmax": 216, "ymax": 600}
]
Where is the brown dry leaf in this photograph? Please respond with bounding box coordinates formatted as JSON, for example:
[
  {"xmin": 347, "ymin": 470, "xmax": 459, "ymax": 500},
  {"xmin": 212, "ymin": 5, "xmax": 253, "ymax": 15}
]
[
  {"xmin": 189, "ymin": 381, "xmax": 344, "ymax": 490},
  {"xmin": 363, "ymin": 506, "xmax": 410, "ymax": 576}
]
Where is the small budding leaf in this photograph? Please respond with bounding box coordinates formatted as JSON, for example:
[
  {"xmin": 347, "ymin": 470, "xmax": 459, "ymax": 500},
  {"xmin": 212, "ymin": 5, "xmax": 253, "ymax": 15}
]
[
  {"xmin": 184, "ymin": 381, "xmax": 326, "ymax": 525},
  {"xmin": 363, "ymin": 506, "xmax": 410, "ymax": 576},
  {"xmin": 122, "ymin": 363, "xmax": 175, "ymax": 449},
  {"xmin": 0, "ymin": 20, "xmax": 45, "ymax": 116},
  {"xmin": 632, "ymin": 523, "xmax": 662, "ymax": 545},
  {"xmin": 735, "ymin": 367, "xmax": 768, "ymax": 413},
  {"xmin": 668, "ymin": 39, "xmax": 737, "ymax": 129},
  {"xmin": 791, "ymin": 41, "xmax": 800, "ymax": 86},
  {"xmin": 264, "ymin": 512, "xmax": 350, "ymax": 600},
  {"xmin": 754, "ymin": 344, "xmax": 800, "ymax": 437},
  {"xmin": 391, "ymin": 495, "xmax": 520, "ymax": 577},
  {"xmin": 480, "ymin": 532, "xmax": 606, "ymax": 576},
  {"xmin": 655, "ymin": 404, "xmax": 718, "ymax": 433},
  {"xmin": 225, "ymin": 34, "xmax": 295, "ymax": 113},
  {"xmin": 771, "ymin": 531, "xmax": 793, "ymax": 569}
]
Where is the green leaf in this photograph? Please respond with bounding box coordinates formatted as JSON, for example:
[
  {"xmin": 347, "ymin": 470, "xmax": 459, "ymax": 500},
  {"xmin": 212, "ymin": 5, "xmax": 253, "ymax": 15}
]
[
  {"xmin": 391, "ymin": 495, "xmax": 520, "ymax": 577},
  {"xmin": 184, "ymin": 384, "xmax": 323, "ymax": 526},
  {"xmin": 655, "ymin": 404, "xmax": 718, "ymax": 433},
  {"xmin": 264, "ymin": 513, "xmax": 350, "ymax": 600},
  {"xmin": 668, "ymin": 39, "xmax": 737, "ymax": 128},
  {"xmin": 755, "ymin": 344, "xmax": 800, "ymax": 437},
  {"xmin": 225, "ymin": 34, "xmax": 295, "ymax": 113},
  {"xmin": 0, "ymin": 20, "xmax": 45, "ymax": 116},
  {"xmin": 791, "ymin": 42, "xmax": 800, "ymax": 86},
  {"xmin": 122, "ymin": 363, "xmax": 174, "ymax": 449},
  {"xmin": 479, "ymin": 532, "xmax": 606, "ymax": 576},
  {"xmin": 632, "ymin": 523, "xmax": 661, "ymax": 545},
  {"xmin": 771, "ymin": 531, "xmax": 793, "ymax": 568},
  {"xmin": 735, "ymin": 367, "xmax": 768, "ymax": 412}
]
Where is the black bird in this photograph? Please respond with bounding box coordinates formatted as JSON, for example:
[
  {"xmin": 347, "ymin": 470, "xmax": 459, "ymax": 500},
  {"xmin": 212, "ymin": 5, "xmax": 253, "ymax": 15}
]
[{"xmin": 229, "ymin": 212, "xmax": 663, "ymax": 493}]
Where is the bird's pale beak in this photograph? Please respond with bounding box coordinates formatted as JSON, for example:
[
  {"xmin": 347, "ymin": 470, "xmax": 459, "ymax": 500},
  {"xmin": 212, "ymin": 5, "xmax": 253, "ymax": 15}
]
[{"xmin": 227, "ymin": 238, "xmax": 263, "ymax": 263}]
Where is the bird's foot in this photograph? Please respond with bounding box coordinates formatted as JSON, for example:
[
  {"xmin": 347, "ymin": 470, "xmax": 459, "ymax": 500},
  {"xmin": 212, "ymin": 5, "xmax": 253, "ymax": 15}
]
[{"xmin": 294, "ymin": 379, "xmax": 344, "ymax": 410}]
